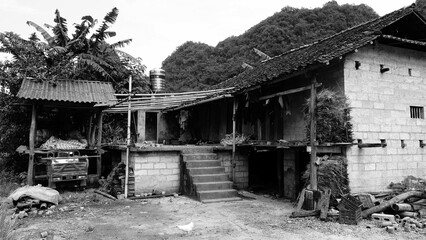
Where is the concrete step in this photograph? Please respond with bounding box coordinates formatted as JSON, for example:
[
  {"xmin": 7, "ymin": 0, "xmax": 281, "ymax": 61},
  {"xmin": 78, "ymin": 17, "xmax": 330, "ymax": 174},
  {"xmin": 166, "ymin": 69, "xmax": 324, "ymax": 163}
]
[
  {"xmin": 194, "ymin": 181, "xmax": 233, "ymax": 191},
  {"xmin": 192, "ymin": 173, "xmax": 229, "ymax": 183},
  {"xmin": 185, "ymin": 160, "xmax": 221, "ymax": 168},
  {"xmin": 202, "ymin": 197, "xmax": 242, "ymax": 203},
  {"xmin": 197, "ymin": 189, "xmax": 238, "ymax": 200},
  {"xmin": 188, "ymin": 167, "xmax": 225, "ymax": 175},
  {"xmin": 182, "ymin": 153, "xmax": 217, "ymax": 161}
]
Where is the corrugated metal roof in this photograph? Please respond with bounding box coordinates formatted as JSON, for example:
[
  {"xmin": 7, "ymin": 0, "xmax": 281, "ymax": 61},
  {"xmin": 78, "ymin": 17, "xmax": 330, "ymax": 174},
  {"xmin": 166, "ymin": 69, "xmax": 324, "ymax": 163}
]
[{"xmin": 17, "ymin": 78, "xmax": 117, "ymax": 105}]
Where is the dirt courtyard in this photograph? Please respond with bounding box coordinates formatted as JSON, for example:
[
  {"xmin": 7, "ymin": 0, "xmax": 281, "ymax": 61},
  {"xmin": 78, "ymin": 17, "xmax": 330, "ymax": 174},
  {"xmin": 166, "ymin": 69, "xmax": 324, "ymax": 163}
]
[{"xmin": 11, "ymin": 191, "xmax": 425, "ymax": 240}]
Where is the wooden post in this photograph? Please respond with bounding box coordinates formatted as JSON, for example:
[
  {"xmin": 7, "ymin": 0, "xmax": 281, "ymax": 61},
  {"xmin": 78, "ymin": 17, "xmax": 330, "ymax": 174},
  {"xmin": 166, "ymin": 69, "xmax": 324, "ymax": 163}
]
[
  {"xmin": 125, "ymin": 75, "xmax": 133, "ymax": 198},
  {"xmin": 27, "ymin": 104, "xmax": 37, "ymax": 185},
  {"xmin": 87, "ymin": 114, "xmax": 93, "ymax": 146},
  {"xmin": 309, "ymin": 75, "xmax": 318, "ymax": 190},
  {"xmin": 231, "ymin": 98, "xmax": 237, "ymax": 181},
  {"xmin": 137, "ymin": 110, "xmax": 146, "ymax": 143},
  {"xmin": 96, "ymin": 110, "xmax": 103, "ymax": 176},
  {"xmin": 90, "ymin": 113, "xmax": 98, "ymax": 148}
]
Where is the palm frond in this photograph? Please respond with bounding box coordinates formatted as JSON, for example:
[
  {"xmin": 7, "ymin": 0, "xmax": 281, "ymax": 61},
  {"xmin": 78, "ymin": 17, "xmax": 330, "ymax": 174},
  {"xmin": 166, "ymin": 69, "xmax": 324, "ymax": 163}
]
[
  {"xmin": 53, "ymin": 9, "xmax": 69, "ymax": 46},
  {"xmin": 110, "ymin": 39, "xmax": 132, "ymax": 49},
  {"xmin": 91, "ymin": 7, "xmax": 119, "ymax": 50},
  {"xmin": 26, "ymin": 21, "xmax": 55, "ymax": 45},
  {"xmin": 77, "ymin": 53, "xmax": 113, "ymax": 69},
  {"xmin": 77, "ymin": 58, "xmax": 114, "ymax": 81}
]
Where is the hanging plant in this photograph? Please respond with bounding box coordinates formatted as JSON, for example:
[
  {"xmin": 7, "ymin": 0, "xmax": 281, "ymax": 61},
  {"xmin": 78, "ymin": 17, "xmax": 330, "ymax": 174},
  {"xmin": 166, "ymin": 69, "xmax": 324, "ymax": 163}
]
[{"xmin": 304, "ymin": 89, "xmax": 353, "ymax": 144}]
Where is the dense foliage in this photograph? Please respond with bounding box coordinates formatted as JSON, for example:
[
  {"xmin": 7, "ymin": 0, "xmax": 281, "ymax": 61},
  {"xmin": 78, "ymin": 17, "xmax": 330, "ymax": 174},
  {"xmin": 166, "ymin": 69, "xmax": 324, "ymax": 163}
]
[
  {"xmin": 162, "ymin": 1, "xmax": 378, "ymax": 92},
  {"xmin": 0, "ymin": 8, "xmax": 148, "ymax": 172}
]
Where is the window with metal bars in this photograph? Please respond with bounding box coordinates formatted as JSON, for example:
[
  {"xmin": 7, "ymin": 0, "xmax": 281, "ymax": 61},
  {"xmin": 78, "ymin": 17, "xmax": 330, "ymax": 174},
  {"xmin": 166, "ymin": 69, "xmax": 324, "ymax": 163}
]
[{"xmin": 410, "ymin": 106, "xmax": 424, "ymax": 119}]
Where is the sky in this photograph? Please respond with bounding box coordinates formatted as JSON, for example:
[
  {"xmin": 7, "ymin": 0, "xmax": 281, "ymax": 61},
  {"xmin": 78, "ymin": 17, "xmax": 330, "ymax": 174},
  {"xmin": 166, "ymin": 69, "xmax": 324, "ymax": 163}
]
[{"xmin": 0, "ymin": 0, "xmax": 417, "ymax": 71}]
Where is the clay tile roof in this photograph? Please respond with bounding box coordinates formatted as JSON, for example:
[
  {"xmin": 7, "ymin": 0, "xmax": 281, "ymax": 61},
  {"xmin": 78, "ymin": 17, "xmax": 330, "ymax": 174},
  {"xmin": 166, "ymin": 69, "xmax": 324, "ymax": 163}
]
[
  {"xmin": 213, "ymin": 4, "xmax": 419, "ymax": 93},
  {"xmin": 17, "ymin": 78, "xmax": 117, "ymax": 105}
]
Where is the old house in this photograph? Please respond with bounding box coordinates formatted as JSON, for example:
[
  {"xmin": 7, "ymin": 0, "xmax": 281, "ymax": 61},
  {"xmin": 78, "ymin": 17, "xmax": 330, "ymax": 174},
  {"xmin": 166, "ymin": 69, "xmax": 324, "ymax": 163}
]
[
  {"xmin": 109, "ymin": 4, "xmax": 426, "ymax": 201},
  {"xmin": 162, "ymin": 4, "xmax": 426, "ymax": 197}
]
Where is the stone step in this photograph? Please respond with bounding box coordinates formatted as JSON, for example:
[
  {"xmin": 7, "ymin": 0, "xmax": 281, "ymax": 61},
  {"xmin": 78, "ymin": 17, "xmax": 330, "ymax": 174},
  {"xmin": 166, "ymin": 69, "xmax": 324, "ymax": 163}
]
[
  {"xmin": 182, "ymin": 153, "xmax": 217, "ymax": 161},
  {"xmin": 202, "ymin": 197, "xmax": 242, "ymax": 204},
  {"xmin": 192, "ymin": 173, "xmax": 229, "ymax": 183},
  {"xmin": 197, "ymin": 189, "xmax": 239, "ymax": 200},
  {"xmin": 185, "ymin": 160, "xmax": 221, "ymax": 168},
  {"xmin": 188, "ymin": 167, "xmax": 225, "ymax": 175},
  {"xmin": 194, "ymin": 181, "xmax": 233, "ymax": 191}
]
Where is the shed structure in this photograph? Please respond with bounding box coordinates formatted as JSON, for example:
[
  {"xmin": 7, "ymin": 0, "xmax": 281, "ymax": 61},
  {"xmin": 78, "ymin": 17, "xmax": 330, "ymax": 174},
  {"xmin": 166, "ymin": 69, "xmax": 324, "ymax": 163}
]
[{"xmin": 17, "ymin": 78, "xmax": 117, "ymax": 186}]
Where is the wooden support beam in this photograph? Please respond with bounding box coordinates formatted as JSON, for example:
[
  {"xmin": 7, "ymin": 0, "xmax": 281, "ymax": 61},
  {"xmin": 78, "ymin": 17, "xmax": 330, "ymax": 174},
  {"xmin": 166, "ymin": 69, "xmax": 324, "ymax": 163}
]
[
  {"xmin": 96, "ymin": 110, "xmax": 103, "ymax": 176},
  {"xmin": 137, "ymin": 110, "xmax": 146, "ymax": 143},
  {"xmin": 28, "ymin": 104, "xmax": 37, "ymax": 186},
  {"xmin": 259, "ymin": 83, "xmax": 322, "ymax": 101},
  {"xmin": 231, "ymin": 98, "xmax": 237, "ymax": 181},
  {"xmin": 309, "ymin": 75, "xmax": 318, "ymax": 190}
]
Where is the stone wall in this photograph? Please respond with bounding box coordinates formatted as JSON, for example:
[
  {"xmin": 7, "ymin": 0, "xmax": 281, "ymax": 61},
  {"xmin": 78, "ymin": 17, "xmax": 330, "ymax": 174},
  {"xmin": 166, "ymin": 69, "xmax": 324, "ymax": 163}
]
[
  {"xmin": 344, "ymin": 44, "xmax": 426, "ymax": 192},
  {"xmin": 216, "ymin": 149, "xmax": 249, "ymax": 189},
  {"xmin": 124, "ymin": 150, "xmax": 181, "ymax": 193}
]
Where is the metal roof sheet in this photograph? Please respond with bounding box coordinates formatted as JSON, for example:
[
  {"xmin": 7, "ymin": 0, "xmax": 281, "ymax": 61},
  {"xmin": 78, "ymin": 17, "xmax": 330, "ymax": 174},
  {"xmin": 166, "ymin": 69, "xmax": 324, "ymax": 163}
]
[{"xmin": 17, "ymin": 78, "xmax": 117, "ymax": 105}]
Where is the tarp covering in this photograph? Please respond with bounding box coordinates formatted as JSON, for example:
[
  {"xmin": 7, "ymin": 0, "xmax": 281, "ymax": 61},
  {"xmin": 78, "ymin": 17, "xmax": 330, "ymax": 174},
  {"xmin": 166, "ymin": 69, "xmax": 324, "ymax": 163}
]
[{"xmin": 8, "ymin": 185, "xmax": 62, "ymax": 205}]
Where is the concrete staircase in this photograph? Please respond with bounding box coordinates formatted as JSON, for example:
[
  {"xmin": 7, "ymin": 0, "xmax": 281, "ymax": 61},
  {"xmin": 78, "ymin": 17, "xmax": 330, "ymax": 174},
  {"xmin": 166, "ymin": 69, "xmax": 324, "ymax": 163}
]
[{"xmin": 181, "ymin": 148, "xmax": 241, "ymax": 203}]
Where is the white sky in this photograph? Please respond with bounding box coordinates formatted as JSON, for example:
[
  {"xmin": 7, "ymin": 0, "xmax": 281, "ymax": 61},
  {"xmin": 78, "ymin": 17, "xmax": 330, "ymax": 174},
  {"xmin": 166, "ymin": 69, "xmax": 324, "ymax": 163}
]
[{"xmin": 0, "ymin": 0, "xmax": 416, "ymax": 71}]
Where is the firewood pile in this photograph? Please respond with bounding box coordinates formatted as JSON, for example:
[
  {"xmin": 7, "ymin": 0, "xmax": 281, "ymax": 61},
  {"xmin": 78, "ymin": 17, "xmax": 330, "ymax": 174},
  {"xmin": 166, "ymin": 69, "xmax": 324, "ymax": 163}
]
[
  {"xmin": 291, "ymin": 176, "xmax": 426, "ymax": 235},
  {"xmin": 98, "ymin": 163, "xmax": 127, "ymax": 197}
]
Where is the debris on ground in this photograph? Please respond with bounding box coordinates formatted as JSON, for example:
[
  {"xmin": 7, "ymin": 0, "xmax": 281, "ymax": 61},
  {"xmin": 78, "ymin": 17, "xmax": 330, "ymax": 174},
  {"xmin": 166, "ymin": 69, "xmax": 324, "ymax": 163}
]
[{"xmin": 98, "ymin": 163, "xmax": 127, "ymax": 197}]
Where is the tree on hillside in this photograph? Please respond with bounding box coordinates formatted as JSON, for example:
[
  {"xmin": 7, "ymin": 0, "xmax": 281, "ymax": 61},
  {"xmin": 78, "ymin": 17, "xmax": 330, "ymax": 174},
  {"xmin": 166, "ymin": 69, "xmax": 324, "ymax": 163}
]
[{"xmin": 162, "ymin": 1, "xmax": 378, "ymax": 92}]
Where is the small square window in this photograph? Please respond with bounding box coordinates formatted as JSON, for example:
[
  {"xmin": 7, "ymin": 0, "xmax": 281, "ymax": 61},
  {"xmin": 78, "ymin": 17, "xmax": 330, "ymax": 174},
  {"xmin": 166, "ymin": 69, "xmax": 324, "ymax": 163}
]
[{"xmin": 410, "ymin": 106, "xmax": 424, "ymax": 119}]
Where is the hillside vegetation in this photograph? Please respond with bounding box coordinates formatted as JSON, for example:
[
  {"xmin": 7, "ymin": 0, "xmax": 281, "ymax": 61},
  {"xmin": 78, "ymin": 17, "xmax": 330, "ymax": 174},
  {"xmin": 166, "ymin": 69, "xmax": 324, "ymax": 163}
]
[{"xmin": 162, "ymin": 1, "xmax": 378, "ymax": 92}]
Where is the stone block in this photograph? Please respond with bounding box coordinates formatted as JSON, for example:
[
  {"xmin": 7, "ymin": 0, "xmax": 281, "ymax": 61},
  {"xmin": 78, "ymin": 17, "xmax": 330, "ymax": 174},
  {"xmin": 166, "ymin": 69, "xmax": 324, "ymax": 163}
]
[
  {"xmin": 154, "ymin": 163, "xmax": 166, "ymax": 169},
  {"xmin": 364, "ymin": 163, "xmax": 376, "ymax": 171},
  {"xmin": 167, "ymin": 175, "xmax": 179, "ymax": 181},
  {"xmin": 134, "ymin": 169, "xmax": 148, "ymax": 176},
  {"xmin": 160, "ymin": 169, "xmax": 173, "ymax": 175},
  {"xmin": 147, "ymin": 169, "xmax": 160, "ymax": 176},
  {"xmin": 141, "ymin": 163, "xmax": 154, "ymax": 169},
  {"xmin": 166, "ymin": 162, "xmax": 179, "ymax": 169}
]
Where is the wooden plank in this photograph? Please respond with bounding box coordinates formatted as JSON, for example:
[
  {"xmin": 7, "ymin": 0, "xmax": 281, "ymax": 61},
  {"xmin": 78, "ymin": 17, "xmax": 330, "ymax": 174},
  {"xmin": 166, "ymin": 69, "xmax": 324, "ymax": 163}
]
[
  {"xmin": 259, "ymin": 83, "xmax": 322, "ymax": 101},
  {"xmin": 28, "ymin": 104, "xmax": 37, "ymax": 186},
  {"xmin": 290, "ymin": 210, "xmax": 320, "ymax": 218},
  {"xmin": 137, "ymin": 110, "xmax": 146, "ymax": 142},
  {"xmin": 296, "ymin": 188, "xmax": 306, "ymax": 211},
  {"xmin": 317, "ymin": 188, "xmax": 331, "ymax": 220},
  {"xmin": 309, "ymin": 75, "xmax": 318, "ymax": 190}
]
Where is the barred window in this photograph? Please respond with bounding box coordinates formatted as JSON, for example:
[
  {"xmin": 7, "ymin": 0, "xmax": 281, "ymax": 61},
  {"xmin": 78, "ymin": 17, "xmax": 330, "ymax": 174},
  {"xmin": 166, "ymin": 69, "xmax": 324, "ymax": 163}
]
[{"xmin": 410, "ymin": 106, "xmax": 424, "ymax": 119}]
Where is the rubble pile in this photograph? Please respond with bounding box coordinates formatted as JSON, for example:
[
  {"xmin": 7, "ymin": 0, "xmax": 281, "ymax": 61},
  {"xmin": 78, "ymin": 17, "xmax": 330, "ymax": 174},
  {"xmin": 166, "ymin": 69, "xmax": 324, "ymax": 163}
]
[{"xmin": 6, "ymin": 185, "xmax": 62, "ymax": 219}]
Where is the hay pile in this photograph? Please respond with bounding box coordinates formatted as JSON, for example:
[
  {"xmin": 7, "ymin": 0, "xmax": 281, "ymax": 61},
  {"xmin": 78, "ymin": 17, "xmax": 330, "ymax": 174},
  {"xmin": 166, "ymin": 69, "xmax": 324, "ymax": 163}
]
[
  {"xmin": 304, "ymin": 89, "xmax": 353, "ymax": 144},
  {"xmin": 302, "ymin": 155, "xmax": 350, "ymax": 198}
]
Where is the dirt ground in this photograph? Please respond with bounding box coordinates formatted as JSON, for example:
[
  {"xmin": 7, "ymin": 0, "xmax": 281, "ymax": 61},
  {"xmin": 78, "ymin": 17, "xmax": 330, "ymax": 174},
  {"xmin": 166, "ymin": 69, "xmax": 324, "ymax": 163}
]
[{"xmin": 10, "ymin": 190, "xmax": 426, "ymax": 240}]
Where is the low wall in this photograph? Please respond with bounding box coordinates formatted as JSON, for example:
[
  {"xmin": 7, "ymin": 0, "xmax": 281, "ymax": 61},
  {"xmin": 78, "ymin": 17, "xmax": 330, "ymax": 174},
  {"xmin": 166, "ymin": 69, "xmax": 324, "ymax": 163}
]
[{"xmin": 122, "ymin": 150, "xmax": 181, "ymax": 193}]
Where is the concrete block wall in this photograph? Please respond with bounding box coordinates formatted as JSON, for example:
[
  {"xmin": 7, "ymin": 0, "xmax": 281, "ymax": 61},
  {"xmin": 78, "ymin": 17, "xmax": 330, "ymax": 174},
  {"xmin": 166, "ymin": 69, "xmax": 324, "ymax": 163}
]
[
  {"xmin": 216, "ymin": 150, "xmax": 249, "ymax": 189},
  {"xmin": 344, "ymin": 44, "xmax": 426, "ymax": 192},
  {"xmin": 124, "ymin": 151, "xmax": 181, "ymax": 193}
]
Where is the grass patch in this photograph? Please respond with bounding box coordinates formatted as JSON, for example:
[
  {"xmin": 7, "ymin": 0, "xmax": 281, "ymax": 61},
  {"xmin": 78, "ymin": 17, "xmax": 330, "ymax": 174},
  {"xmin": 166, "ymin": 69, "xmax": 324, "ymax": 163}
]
[{"xmin": 0, "ymin": 203, "xmax": 16, "ymax": 240}]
